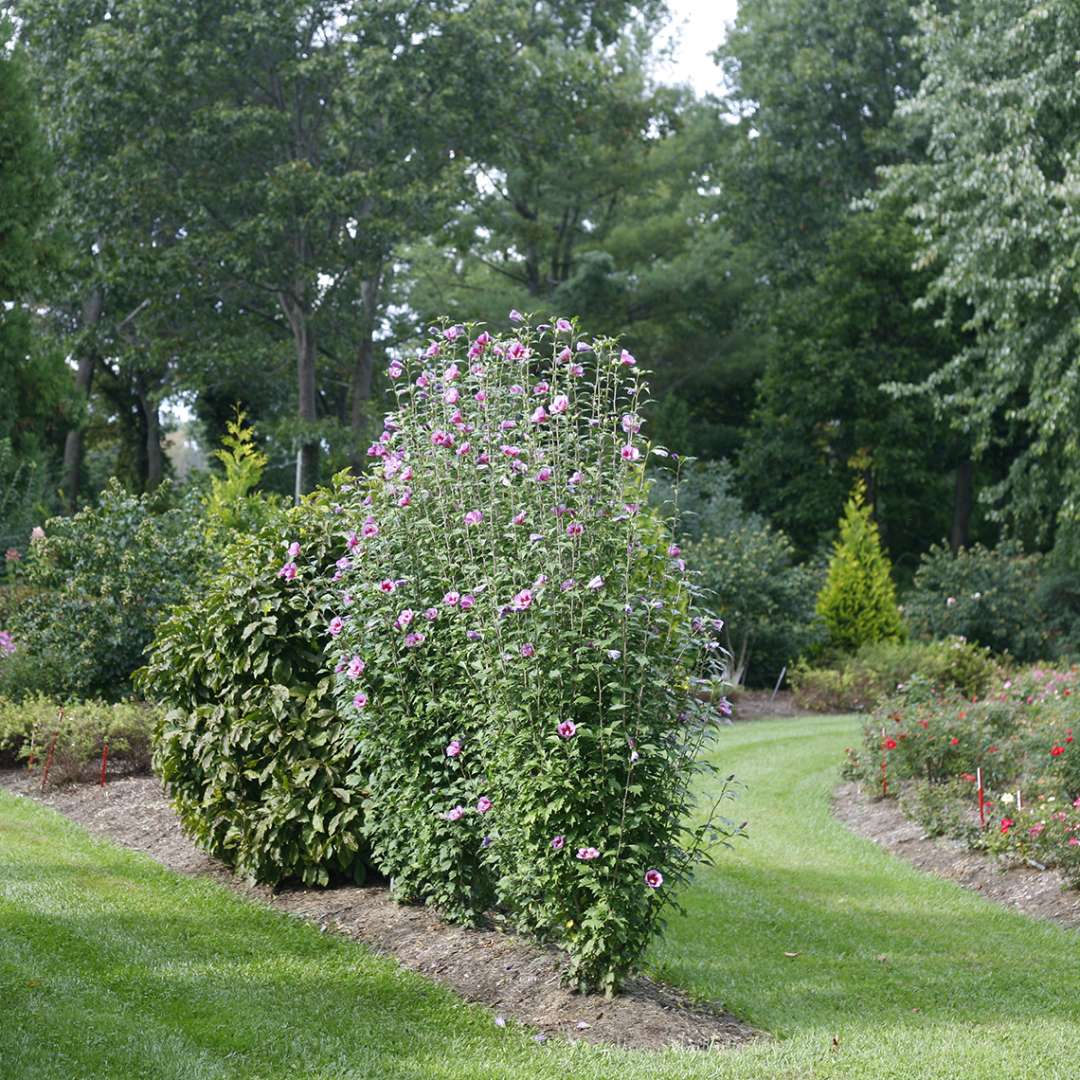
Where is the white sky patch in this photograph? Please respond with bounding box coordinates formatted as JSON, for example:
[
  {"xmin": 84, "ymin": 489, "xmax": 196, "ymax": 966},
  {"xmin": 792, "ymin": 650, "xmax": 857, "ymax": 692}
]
[{"xmin": 656, "ymin": 0, "xmax": 739, "ymax": 96}]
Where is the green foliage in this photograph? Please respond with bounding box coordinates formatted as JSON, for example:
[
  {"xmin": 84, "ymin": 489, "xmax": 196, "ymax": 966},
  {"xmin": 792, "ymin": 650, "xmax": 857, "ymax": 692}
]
[
  {"xmin": 330, "ymin": 319, "xmax": 738, "ymax": 992},
  {"xmin": 6, "ymin": 480, "xmax": 210, "ymax": 701},
  {"xmin": 792, "ymin": 637, "xmax": 997, "ymax": 713},
  {"xmin": 202, "ymin": 408, "xmax": 281, "ymax": 537},
  {"xmin": 139, "ymin": 476, "xmax": 368, "ymax": 888},
  {"xmin": 905, "ymin": 542, "xmax": 1048, "ymax": 661},
  {"xmin": 882, "ymin": 0, "xmax": 1080, "ymax": 554},
  {"xmin": 666, "ymin": 463, "xmax": 822, "ymax": 686},
  {"xmin": 0, "ymin": 694, "xmax": 158, "ymax": 780},
  {"xmin": 816, "ymin": 481, "xmax": 903, "ymax": 652},
  {"xmin": 899, "ymin": 778, "xmax": 982, "ymax": 842}
]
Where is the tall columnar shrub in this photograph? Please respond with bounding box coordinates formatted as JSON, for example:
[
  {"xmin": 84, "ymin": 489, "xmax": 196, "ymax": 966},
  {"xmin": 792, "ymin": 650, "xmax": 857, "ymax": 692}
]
[
  {"xmin": 139, "ymin": 477, "xmax": 367, "ymax": 887},
  {"xmin": 328, "ymin": 317, "xmax": 736, "ymax": 992},
  {"xmin": 817, "ymin": 480, "xmax": 903, "ymax": 653}
]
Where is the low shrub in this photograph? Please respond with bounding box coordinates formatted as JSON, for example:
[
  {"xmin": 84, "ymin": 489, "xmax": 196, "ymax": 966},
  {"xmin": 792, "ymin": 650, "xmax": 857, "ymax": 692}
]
[
  {"xmin": 792, "ymin": 637, "xmax": 997, "ymax": 712},
  {"xmin": 8, "ymin": 480, "xmax": 211, "ymax": 701},
  {"xmin": 904, "ymin": 542, "xmax": 1048, "ymax": 661},
  {"xmin": 139, "ymin": 476, "xmax": 369, "ymax": 889},
  {"xmin": 0, "ymin": 695, "xmax": 158, "ymax": 781},
  {"xmin": 328, "ymin": 317, "xmax": 739, "ymax": 992},
  {"xmin": 900, "ymin": 778, "xmax": 982, "ymax": 842},
  {"xmin": 816, "ymin": 481, "xmax": 904, "ymax": 653}
]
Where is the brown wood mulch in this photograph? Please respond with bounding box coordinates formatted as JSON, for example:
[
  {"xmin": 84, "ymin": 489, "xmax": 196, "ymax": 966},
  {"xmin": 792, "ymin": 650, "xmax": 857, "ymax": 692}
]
[
  {"xmin": 833, "ymin": 781, "xmax": 1080, "ymax": 929},
  {"xmin": 0, "ymin": 769, "xmax": 758, "ymax": 1053}
]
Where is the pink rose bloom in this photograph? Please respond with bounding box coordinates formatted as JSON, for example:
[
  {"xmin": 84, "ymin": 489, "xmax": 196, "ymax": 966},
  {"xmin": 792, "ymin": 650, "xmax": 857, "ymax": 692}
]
[
  {"xmin": 576, "ymin": 847, "xmax": 600, "ymax": 861},
  {"xmin": 278, "ymin": 562, "xmax": 298, "ymax": 581},
  {"xmin": 446, "ymin": 805, "xmax": 465, "ymax": 821},
  {"xmin": 557, "ymin": 720, "xmax": 576, "ymax": 739},
  {"xmin": 464, "ymin": 509, "xmax": 484, "ymax": 526},
  {"xmin": 550, "ymin": 394, "xmax": 569, "ymax": 415},
  {"xmin": 352, "ymin": 691, "xmax": 369, "ymax": 709},
  {"xmin": 460, "ymin": 594, "xmax": 476, "ymax": 611},
  {"xmin": 512, "ymin": 589, "xmax": 533, "ymax": 611},
  {"xmin": 287, "ymin": 541, "xmax": 301, "ymax": 558},
  {"xmin": 446, "ymin": 739, "xmax": 462, "ymax": 757},
  {"xmin": 476, "ymin": 796, "xmax": 493, "ymax": 815},
  {"xmin": 379, "ymin": 579, "xmax": 397, "ymax": 594},
  {"xmin": 328, "ymin": 617, "xmax": 345, "ymax": 636},
  {"xmin": 443, "ymin": 591, "xmax": 460, "ymax": 607},
  {"xmin": 644, "ymin": 869, "xmax": 663, "ymax": 888},
  {"xmin": 347, "ymin": 655, "xmax": 366, "ymax": 679},
  {"xmin": 551, "ymin": 835, "xmax": 566, "ymax": 851}
]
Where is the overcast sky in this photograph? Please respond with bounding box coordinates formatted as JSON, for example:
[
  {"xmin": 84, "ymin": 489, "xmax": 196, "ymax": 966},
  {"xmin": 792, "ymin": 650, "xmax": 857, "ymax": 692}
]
[{"xmin": 658, "ymin": 0, "xmax": 739, "ymax": 95}]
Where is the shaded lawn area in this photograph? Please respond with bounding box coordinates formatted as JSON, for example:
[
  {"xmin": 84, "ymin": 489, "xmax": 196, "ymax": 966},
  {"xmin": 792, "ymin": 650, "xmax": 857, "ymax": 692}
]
[{"xmin": 3, "ymin": 714, "xmax": 1080, "ymax": 1078}]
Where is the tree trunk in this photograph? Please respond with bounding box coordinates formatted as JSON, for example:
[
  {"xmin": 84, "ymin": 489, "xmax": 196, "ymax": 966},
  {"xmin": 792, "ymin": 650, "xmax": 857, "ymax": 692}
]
[
  {"xmin": 60, "ymin": 287, "xmax": 104, "ymax": 512},
  {"xmin": 349, "ymin": 271, "xmax": 382, "ymax": 475},
  {"xmin": 950, "ymin": 459, "xmax": 974, "ymax": 553},
  {"xmin": 280, "ymin": 291, "xmax": 318, "ymax": 497},
  {"xmin": 135, "ymin": 371, "xmax": 163, "ymax": 491}
]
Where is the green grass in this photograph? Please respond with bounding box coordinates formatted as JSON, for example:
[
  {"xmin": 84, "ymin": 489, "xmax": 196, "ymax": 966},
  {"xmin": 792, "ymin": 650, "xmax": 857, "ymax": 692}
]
[{"xmin": 2, "ymin": 714, "xmax": 1079, "ymax": 1079}]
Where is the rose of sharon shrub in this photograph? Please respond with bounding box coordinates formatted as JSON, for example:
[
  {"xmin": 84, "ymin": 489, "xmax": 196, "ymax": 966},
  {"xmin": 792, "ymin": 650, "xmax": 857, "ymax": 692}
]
[
  {"xmin": 328, "ymin": 317, "xmax": 737, "ymax": 992},
  {"xmin": 138, "ymin": 477, "xmax": 368, "ymax": 887}
]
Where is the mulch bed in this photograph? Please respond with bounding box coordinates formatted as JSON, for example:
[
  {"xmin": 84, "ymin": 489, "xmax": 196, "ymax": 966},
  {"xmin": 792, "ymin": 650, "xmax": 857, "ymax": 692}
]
[
  {"xmin": 0, "ymin": 768, "xmax": 758, "ymax": 1053},
  {"xmin": 833, "ymin": 781, "xmax": 1080, "ymax": 929},
  {"xmin": 729, "ymin": 689, "xmax": 803, "ymax": 719}
]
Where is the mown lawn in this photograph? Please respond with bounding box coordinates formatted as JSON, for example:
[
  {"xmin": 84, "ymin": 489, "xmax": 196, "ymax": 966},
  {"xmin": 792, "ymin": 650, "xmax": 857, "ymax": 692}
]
[{"xmin": 2, "ymin": 714, "xmax": 1079, "ymax": 1079}]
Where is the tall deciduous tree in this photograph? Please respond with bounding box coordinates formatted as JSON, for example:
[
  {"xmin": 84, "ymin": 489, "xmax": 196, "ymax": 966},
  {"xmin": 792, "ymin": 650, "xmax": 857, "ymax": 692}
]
[{"xmin": 882, "ymin": 0, "xmax": 1080, "ymax": 560}]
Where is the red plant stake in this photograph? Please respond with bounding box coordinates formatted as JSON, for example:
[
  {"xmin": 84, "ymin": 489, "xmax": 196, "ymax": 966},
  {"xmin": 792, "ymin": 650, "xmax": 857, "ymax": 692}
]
[
  {"xmin": 99, "ymin": 740, "xmax": 109, "ymax": 787},
  {"xmin": 40, "ymin": 729, "xmax": 59, "ymax": 791},
  {"xmin": 976, "ymin": 767, "xmax": 985, "ymax": 828}
]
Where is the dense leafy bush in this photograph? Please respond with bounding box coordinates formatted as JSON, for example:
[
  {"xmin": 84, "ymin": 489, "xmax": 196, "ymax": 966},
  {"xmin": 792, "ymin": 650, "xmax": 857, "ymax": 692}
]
[
  {"xmin": 328, "ymin": 317, "xmax": 738, "ymax": 992},
  {"xmin": 663, "ymin": 463, "xmax": 822, "ymax": 686},
  {"xmin": 0, "ymin": 695, "xmax": 158, "ymax": 781},
  {"xmin": 6, "ymin": 480, "xmax": 210, "ymax": 700},
  {"xmin": 904, "ymin": 542, "xmax": 1047, "ymax": 661},
  {"xmin": 139, "ymin": 477, "xmax": 367, "ymax": 888},
  {"xmin": 792, "ymin": 637, "xmax": 997, "ymax": 712},
  {"xmin": 816, "ymin": 481, "xmax": 903, "ymax": 652}
]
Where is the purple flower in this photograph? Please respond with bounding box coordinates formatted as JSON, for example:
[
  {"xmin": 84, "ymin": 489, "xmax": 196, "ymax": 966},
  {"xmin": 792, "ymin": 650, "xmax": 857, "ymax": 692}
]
[
  {"xmin": 619, "ymin": 349, "xmax": 636, "ymax": 366},
  {"xmin": 555, "ymin": 318, "xmax": 572, "ymax": 332},
  {"xmin": 531, "ymin": 405, "xmax": 549, "ymax": 424},
  {"xmin": 566, "ymin": 522, "xmax": 584, "ymax": 538},
  {"xmin": 476, "ymin": 796, "xmax": 493, "ymax": 815},
  {"xmin": 446, "ymin": 739, "xmax": 462, "ymax": 758},
  {"xmin": 536, "ymin": 466, "xmax": 553, "ymax": 484},
  {"xmin": 569, "ymin": 363, "xmax": 585, "ymax": 377},
  {"xmin": 481, "ymin": 835, "xmax": 493, "ymax": 849},
  {"xmin": 336, "ymin": 557, "xmax": 351, "ymax": 572},
  {"xmin": 587, "ymin": 575, "xmax": 604, "ymax": 590},
  {"xmin": 557, "ymin": 346, "xmax": 573, "ymax": 363},
  {"xmin": 550, "ymin": 394, "xmax": 569, "ymax": 415},
  {"xmin": 346, "ymin": 531, "xmax": 360, "ymax": 550},
  {"xmin": 466, "ymin": 629, "xmax": 482, "ymax": 641},
  {"xmin": 443, "ymin": 387, "xmax": 460, "ymax": 405},
  {"xmin": 398, "ymin": 490, "xmax": 412, "ymax": 507},
  {"xmin": 396, "ymin": 609, "xmax": 415, "ymax": 630},
  {"xmin": 551, "ymin": 835, "xmax": 566, "ymax": 851},
  {"xmin": 511, "ymin": 510, "xmax": 527, "ymax": 526},
  {"xmin": 520, "ymin": 642, "xmax": 535, "ymax": 657},
  {"xmin": 576, "ymin": 341, "xmax": 592, "ymax": 353},
  {"xmin": 667, "ymin": 543, "xmax": 681, "ymax": 558},
  {"xmin": 443, "ymin": 362, "xmax": 461, "ymax": 382},
  {"xmin": 576, "ymin": 847, "xmax": 600, "ymax": 861},
  {"xmin": 286, "ymin": 541, "xmax": 302, "ymax": 558},
  {"xmin": 378, "ymin": 579, "xmax": 397, "ymax": 594},
  {"xmin": 509, "ymin": 309, "xmax": 524, "ymax": 322},
  {"xmin": 425, "ymin": 342, "xmax": 441, "ymax": 359},
  {"xmin": 533, "ymin": 381, "xmax": 550, "ymax": 396},
  {"xmin": 460, "ymin": 594, "xmax": 476, "ymax": 611},
  {"xmin": 560, "ymin": 578, "xmax": 576, "ymax": 591},
  {"xmin": 404, "ymin": 631, "xmax": 426, "ymax": 648},
  {"xmin": 353, "ymin": 691, "xmax": 369, "ymax": 709},
  {"xmin": 328, "ymin": 617, "xmax": 345, "ymax": 637},
  {"xmin": 630, "ymin": 749, "xmax": 639, "ymax": 764},
  {"xmin": 278, "ymin": 561, "xmax": 298, "ymax": 581},
  {"xmin": 464, "ymin": 509, "xmax": 484, "ymax": 526},
  {"xmin": 621, "ymin": 414, "xmax": 641, "ymax": 434},
  {"xmin": 387, "ymin": 361, "xmax": 404, "ymax": 379},
  {"xmin": 620, "ymin": 445, "xmax": 641, "ymax": 462},
  {"xmin": 511, "ymin": 589, "xmax": 533, "ymax": 611},
  {"xmin": 347, "ymin": 655, "xmax": 366, "ymax": 679},
  {"xmin": 443, "ymin": 590, "xmax": 460, "ymax": 607},
  {"xmin": 644, "ymin": 868, "xmax": 663, "ymax": 888},
  {"xmin": 446, "ymin": 805, "xmax": 465, "ymax": 822},
  {"xmin": 718, "ymin": 697, "xmax": 733, "ymax": 718},
  {"xmin": 423, "ymin": 607, "xmax": 439, "ymax": 621},
  {"xmin": 507, "ymin": 341, "xmax": 528, "ymax": 361},
  {"xmin": 557, "ymin": 720, "xmax": 577, "ymax": 739}
]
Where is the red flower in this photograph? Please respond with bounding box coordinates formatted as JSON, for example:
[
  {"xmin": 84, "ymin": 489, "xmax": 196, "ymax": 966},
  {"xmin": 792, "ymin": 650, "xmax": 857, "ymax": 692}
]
[
  {"xmin": 1051, "ymin": 746, "xmax": 1066, "ymax": 757},
  {"xmin": 961, "ymin": 773, "xmax": 977, "ymax": 783},
  {"xmin": 950, "ymin": 737, "xmax": 960, "ymax": 746},
  {"xmin": 958, "ymin": 711, "xmax": 967, "ymax": 720},
  {"xmin": 883, "ymin": 737, "xmax": 898, "ymax": 751},
  {"xmin": 917, "ymin": 719, "xmax": 929, "ymax": 730},
  {"xmin": 988, "ymin": 746, "xmax": 998, "ymax": 754},
  {"xmin": 1000, "ymin": 818, "xmax": 1015, "ymax": 834}
]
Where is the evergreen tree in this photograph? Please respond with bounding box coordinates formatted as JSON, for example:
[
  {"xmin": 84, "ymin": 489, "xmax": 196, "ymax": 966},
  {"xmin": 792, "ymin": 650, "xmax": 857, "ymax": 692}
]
[{"xmin": 817, "ymin": 481, "xmax": 904, "ymax": 652}]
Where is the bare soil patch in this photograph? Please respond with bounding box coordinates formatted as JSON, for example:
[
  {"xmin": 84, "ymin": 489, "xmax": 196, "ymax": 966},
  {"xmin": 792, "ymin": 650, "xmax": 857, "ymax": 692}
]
[
  {"xmin": 833, "ymin": 780, "xmax": 1080, "ymax": 929},
  {"xmin": 0, "ymin": 769, "xmax": 757, "ymax": 1053}
]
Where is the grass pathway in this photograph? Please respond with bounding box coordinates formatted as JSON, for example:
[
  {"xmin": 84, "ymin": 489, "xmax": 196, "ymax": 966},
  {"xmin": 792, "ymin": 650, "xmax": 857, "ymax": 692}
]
[{"xmin": 2, "ymin": 714, "xmax": 1079, "ymax": 1078}]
